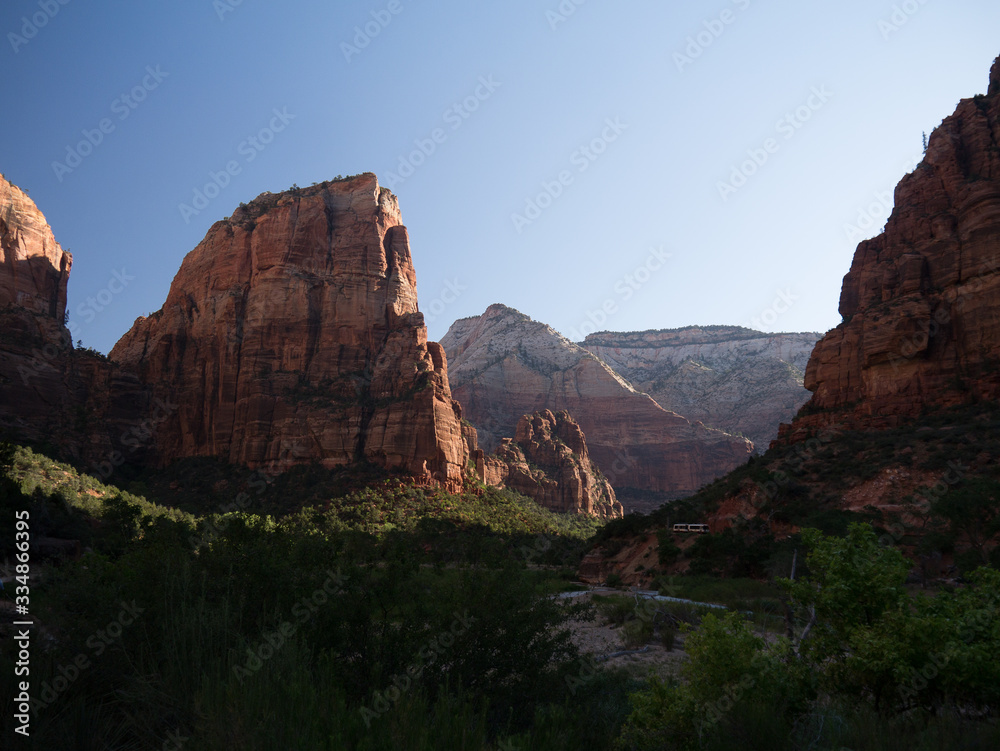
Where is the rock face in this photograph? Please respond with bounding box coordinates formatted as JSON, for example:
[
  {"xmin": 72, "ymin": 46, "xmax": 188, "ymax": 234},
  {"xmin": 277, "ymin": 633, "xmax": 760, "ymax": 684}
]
[
  {"xmin": 0, "ymin": 174, "xmax": 80, "ymax": 449},
  {"xmin": 582, "ymin": 327, "xmax": 820, "ymax": 449},
  {"xmin": 0, "ymin": 176, "xmax": 71, "ymax": 327},
  {"xmin": 783, "ymin": 56, "xmax": 1000, "ymax": 440},
  {"xmin": 110, "ymin": 175, "xmax": 470, "ymax": 488},
  {"xmin": 482, "ymin": 410, "xmax": 623, "ymax": 518},
  {"xmin": 441, "ymin": 305, "xmax": 753, "ymax": 511},
  {"xmin": 0, "ymin": 174, "xmax": 153, "ymax": 465}
]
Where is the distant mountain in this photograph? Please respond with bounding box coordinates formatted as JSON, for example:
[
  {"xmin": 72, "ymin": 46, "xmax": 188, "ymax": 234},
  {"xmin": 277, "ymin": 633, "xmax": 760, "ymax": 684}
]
[
  {"xmin": 581, "ymin": 326, "xmax": 821, "ymax": 450},
  {"xmin": 441, "ymin": 304, "xmax": 753, "ymax": 513}
]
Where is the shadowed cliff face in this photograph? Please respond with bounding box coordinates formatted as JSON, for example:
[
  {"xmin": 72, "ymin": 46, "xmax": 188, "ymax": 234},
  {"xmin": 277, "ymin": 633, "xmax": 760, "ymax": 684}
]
[
  {"xmin": 0, "ymin": 175, "xmax": 154, "ymax": 465},
  {"xmin": 441, "ymin": 305, "xmax": 753, "ymax": 511},
  {"xmin": 110, "ymin": 174, "xmax": 470, "ymax": 488},
  {"xmin": 782, "ymin": 56, "xmax": 1000, "ymax": 440},
  {"xmin": 0, "ymin": 176, "xmax": 72, "ymax": 330}
]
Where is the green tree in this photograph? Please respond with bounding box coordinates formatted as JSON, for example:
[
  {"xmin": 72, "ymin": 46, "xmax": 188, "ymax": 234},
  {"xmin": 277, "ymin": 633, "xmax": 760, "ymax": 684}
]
[
  {"xmin": 932, "ymin": 477, "xmax": 1000, "ymax": 567},
  {"xmin": 784, "ymin": 523, "xmax": 910, "ymax": 659}
]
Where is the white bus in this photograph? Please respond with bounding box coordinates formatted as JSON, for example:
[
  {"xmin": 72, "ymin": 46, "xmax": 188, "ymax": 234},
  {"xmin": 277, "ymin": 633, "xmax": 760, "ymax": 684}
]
[{"xmin": 671, "ymin": 523, "xmax": 709, "ymax": 534}]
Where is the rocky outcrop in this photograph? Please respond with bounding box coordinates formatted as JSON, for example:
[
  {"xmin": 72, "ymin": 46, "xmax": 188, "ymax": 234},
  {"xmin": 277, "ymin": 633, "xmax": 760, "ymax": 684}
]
[
  {"xmin": 781, "ymin": 55, "xmax": 1000, "ymax": 440},
  {"xmin": 582, "ymin": 327, "xmax": 820, "ymax": 449},
  {"xmin": 0, "ymin": 173, "xmax": 81, "ymax": 451},
  {"xmin": 0, "ymin": 176, "xmax": 72, "ymax": 328},
  {"xmin": 0, "ymin": 174, "xmax": 153, "ymax": 466},
  {"xmin": 110, "ymin": 175, "xmax": 470, "ymax": 488},
  {"xmin": 441, "ymin": 305, "xmax": 753, "ymax": 511},
  {"xmin": 482, "ymin": 410, "xmax": 623, "ymax": 518}
]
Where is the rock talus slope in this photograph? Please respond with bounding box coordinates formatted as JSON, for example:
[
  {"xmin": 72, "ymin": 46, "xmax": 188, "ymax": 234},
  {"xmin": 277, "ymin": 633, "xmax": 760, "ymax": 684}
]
[
  {"xmin": 111, "ymin": 175, "xmax": 470, "ymax": 488},
  {"xmin": 582, "ymin": 327, "xmax": 820, "ymax": 449},
  {"xmin": 782, "ymin": 56, "xmax": 1000, "ymax": 440},
  {"xmin": 441, "ymin": 305, "xmax": 753, "ymax": 510}
]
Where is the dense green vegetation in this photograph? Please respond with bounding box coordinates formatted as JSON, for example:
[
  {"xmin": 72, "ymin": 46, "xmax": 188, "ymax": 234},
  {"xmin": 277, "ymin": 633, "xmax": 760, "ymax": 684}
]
[
  {"xmin": 2, "ymin": 441, "xmax": 999, "ymax": 749},
  {"xmin": 0, "ymin": 442, "xmax": 634, "ymax": 749},
  {"xmin": 616, "ymin": 525, "xmax": 1000, "ymax": 750}
]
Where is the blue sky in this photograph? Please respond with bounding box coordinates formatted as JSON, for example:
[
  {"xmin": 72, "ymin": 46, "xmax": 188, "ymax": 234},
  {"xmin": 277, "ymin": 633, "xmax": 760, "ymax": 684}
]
[{"xmin": 2, "ymin": 0, "xmax": 998, "ymax": 353}]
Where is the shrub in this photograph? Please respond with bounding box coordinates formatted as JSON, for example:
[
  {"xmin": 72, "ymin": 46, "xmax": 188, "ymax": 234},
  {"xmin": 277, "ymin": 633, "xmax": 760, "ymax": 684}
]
[
  {"xmin": 595, "ymin": 595, "xmax": 636, "ymax": 627},
  {"xmin": 621, "ymin": 619, "xmax": 653, "ymax": 649},
  {"xmin": 660, "ymin": 626, "xmax": 676, "ymax": 651}
]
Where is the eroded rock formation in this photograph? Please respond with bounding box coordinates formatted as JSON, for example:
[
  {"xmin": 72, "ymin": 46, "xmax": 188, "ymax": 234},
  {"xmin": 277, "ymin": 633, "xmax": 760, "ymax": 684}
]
[
  {"xmin": 110, "ymin": 175, "xmax": 470, "ymax": 488},
  {"xmin": 0, "ymin": 175, "xmax": 154, "ymax": 465},
  {"xmin": 441, "ymin": 305, "xmax": 753, "ymax": 511},
  {"xmin": 782, "ymin": 55, "xmax": 1000, "ymax": 440},
  {"xmin": 582, "ymin": 327, "xmax": 820, "ymax": 449},
  {"xmin": 0, "ymin": 176, "xmax": 71, "ymax": 328},
  {"xmin": 482, "ymin": 410, "xmax": 623, "ymax": 518}
]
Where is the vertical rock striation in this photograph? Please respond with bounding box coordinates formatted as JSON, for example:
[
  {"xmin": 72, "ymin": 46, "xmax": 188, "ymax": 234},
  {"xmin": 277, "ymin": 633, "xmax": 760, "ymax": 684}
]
[
  {"xmin": 0, "ymin": 174, "xmax": 152, "ymax": 464},
  {"xmin": 110, "ymin": 175, "xmax": 470, "ymax": 488},
  {"xmin": 782, "ymin": 56, "xmax": 1000, "ymax": 440}
]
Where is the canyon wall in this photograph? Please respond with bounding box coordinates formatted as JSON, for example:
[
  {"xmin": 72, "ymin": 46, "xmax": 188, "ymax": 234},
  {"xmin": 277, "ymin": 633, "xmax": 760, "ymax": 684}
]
[
  {"xmin": 782, "ymin": 56, "xmax": 1000, "ymax": 440},
  {"xmin": 582, "ymin": 327, "xmax": 820, "ymax": 449},
  {"xmin": 0, "ymin": 174, "xmax": 154, "ymax": 466}
]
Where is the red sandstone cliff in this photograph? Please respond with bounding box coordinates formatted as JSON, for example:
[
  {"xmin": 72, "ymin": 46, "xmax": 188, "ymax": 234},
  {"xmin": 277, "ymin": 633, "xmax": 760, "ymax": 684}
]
[
  {"xmin": 782, "ymin": 56, "xmax": 1000, "ymax": 440},
  {"xmin": 110, "ymin": 175, "xmax": 470, "ymax": 488},
  {"xmin": 481, "ymin": 410, "xmax": 623, "ymax": 518},
  {"xmin": 0, "ymin": 176, "xmax": 71, "ymax": 329},
  {"xmin": 0, "ymin": 174, "xmax": 152, "ymax": 464},
  {"xmin": 441, "ymin": 305, "xmax": 753, "ymax": 512}
]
